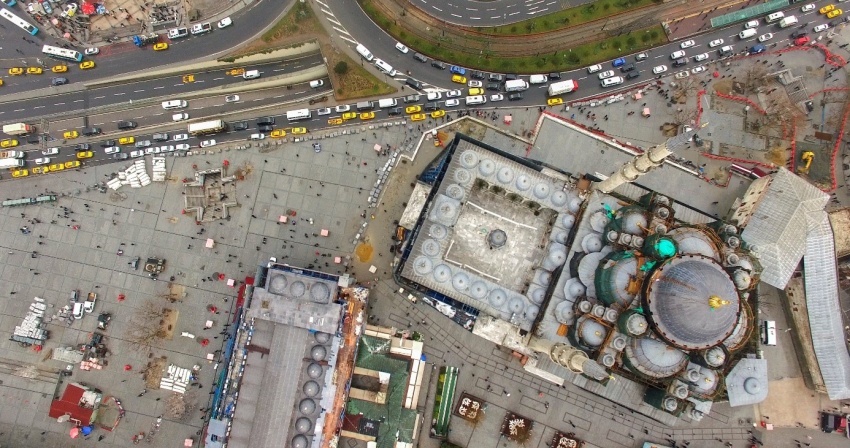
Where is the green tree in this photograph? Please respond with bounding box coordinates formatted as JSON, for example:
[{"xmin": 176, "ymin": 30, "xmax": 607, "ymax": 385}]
[{"xmin": 334, "ymin": 61, "xmax": 349, "ymax": 75}]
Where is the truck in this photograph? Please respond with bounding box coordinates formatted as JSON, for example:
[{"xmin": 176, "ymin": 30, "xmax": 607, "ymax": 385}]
[
  {"xmin": 188, "ymin": 119, "xmax": 226, "ymax": 136},
  {"xmin": 0, "ymin": 150, "xmax": 24, "ymax": 159},
  {"xmin": 504, "ymin": 79, "xmax": 529, "ymax": 92},
  {"xmin": 547, "ymin": 80, "xmax": 579, "ymax": 96},
  {"xmin": 779, "ymin": 16, "xmax": 798, "ymax": 28},
  {"xmin": 2, "ymin": 123, "xmax": 35, "ymax": 136},
  {"xmin": 83, "ymin": 292, "xmax": 97, "ymax": 313},
  {"xmin": 0, "ymin": 158, "xmax": 25, "ymax": 169},
  {"xmin": 190, "ymin": 22, "xmax": 212, "ymax": 35}
]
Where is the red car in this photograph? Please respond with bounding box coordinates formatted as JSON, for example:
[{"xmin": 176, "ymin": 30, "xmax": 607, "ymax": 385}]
[{"xmin": 794, "ymin": 36, "xmax": 811, "ymax": 46}]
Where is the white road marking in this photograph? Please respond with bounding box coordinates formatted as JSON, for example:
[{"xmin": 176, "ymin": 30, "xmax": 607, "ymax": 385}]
[
  {"xmin": 339, "ymin": 35, "xmax": 357, "ymax": 44},
  {"xmin": 73, "ymin": 99, "xmax": 84, "ymax": 102},
  {"xmin": 114, "ymin": 93, "xmax": 125, "ymax": 96},
  {"xmin": 154, "ymin": 86, "xmax": 164, "ymax": 89},
  {"xmin": 432, "ymin": 6, "xmax": 442, "ymax": 12},
  {"xmin": 93, "ymin": 96, "xmax": 105, "ymax": 99},
  {"xmin": 133, "ymin": 89, "xmax": 144, "ymax": 93},
  {"xmin": 213, "ymin": 77, "xmax": 224, "ymax": 80},
  {"xmin": 33, "ymin": 106, "xmax": 44, "ymax": 109}
]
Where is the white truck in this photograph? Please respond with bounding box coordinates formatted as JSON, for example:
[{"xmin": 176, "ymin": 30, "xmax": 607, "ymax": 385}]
[
  {"xmin": 779, "ymin": 16, "xmax": 798, "ymax": 28},
  {"xmin": 2, "ymin": 123, "xmax": 35, "ymax": 136},
  {"xmin": 547, "ymin": 80, "xmax": 579, "ymax": 96},
  {"xmin": 504, "ymin": 79, "xmax": 529, "ymax": 92},
  {"xmin": 0, "ymin": 158, "xmax": 25, "ymax": 169},
  {"xmin": 0, "ymin": 150, "xmax": 25, "ymax": 159}
]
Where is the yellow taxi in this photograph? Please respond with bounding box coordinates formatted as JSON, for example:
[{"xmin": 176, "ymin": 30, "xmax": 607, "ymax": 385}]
[
  {"xmin": 410, "ymin": 113, "xmax": 427, "ymax": 121},
  {"xmin": 405, "ymin": 105, "xmax": 421, "ymax": 114},
  {"xmin": 65, "ymin": 160, "xmax": 81, "ymax": 169},
  {"xmin": 291, "ymin": 127, "xmax": 307, "ymax": 135},
  {"xmin": 9, "ymin": 67, "xmax": 24, "ymax": 76},
  {"xmin": 63, "ymin": 130, "xmax": 79, "ymax": 139},
  {"xmin": 820, "ymin": 4, "xmax": 835, "ymax": 14},
  {"xmin": 430, "ymin": 110, "xmax": 446, "ymax": 119},
  {"xmin": 153, "ymin": 43, "xmax": 168, "ymax": 51},
  {"xmin": 31, "ymin": 166, "xmax": 48, "ymax": 175},
  {"xmin": 828, "ymin": 8, "xmax": 842, "ymax": 18},
  {"xmin": 270, "ymin": 129, "xmax": 287, "ymax": 138},
  {"xmin": 51, "ymin": 65, "xmax": 68, "ymax": 73},
  {"xmin": 328, "ymin": 118, "xmax": 343, "ymax": 125},
  {"xmin": 11, "ymin": 169, "xmax": 28, "ymax": 178},
  {"xmin": 359, "ymin": 112, "xmax": 375, "ymax": 121},
  {"xmin": 451, "ymin": 74, "xmax": 467, "ymax": 84},
  {"xmin": 76, "ymin": 151, "xmax": 93, "ymax": 159},
  {"xmin": 79, "ymin": 61, "xmax": 95, "ymax": 70},
  {"xmin": 118, "ymin": 136, "xmax": 135, "ymax": 145},
  {"xmin": 342, "ymin": 112, "xmax": 358, "ymax": 120},
  {"xmin": 182, "ymin": 74, "xmax": 195, "ymax": 83},
  {"xmin": 226, "ymin": 68, "xmax": 245, "ymax": 76},
  {"xmin": 0, "ymin": 80, "xmax": 4, "ymax": 86},
  {"xmin": 1, "ymin": 139, "xmax": 18, "ymax": 148},
  {"xmin": 469, "ymin": 88, "xmax": 484, "ymax": 96},
  {"xmin": 49, "ymin": 163, "xmax": 65, "ymax": 172},
  {"xmin": 27, "ymin": 67, "xmax": 43, "ymax": 75},
  {"xmin": 547, "ymin": 97, "xmax": 564, "ymax": 106}
]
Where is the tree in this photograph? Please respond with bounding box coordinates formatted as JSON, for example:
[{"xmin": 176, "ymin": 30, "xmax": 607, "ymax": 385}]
[
  {"xmin": 165, "ymin": 391, "xmax": 198, "ymax": 420},
  {"xmin": 334, "ymin": 61, "xmax": 349, "ymax": 75},
  {"xmin": 124, "ymin": 300, "xmax": 169, "ymax": 354}
]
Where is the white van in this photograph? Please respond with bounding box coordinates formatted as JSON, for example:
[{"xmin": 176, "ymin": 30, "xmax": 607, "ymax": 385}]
[
  {"xmin": 309, "ymin": 80, "xmax": 324, "ymax": 88},
  {"xmin": 601, "ymin": 76, "xmax": 624, "ymax": 87},
  {"xmin": 162, "ymin": 100, "xmax": 187, "ymax": 110},
  {"xmin": 505, "ymin": 79, "xmax": 529, "ymax": 92},
  {"xmin": 761, "ymin": 320, "xmax": 776, "ymax": 346},
  {"xmin": 766, "ymin": 11, "xmax": 785, "ymax": 23},
  {"xmin": 739, "ymin": 29, "xmax": 757, "ymax": 39},
  {"xmin": 378, "ymin": 98, "xmax": 398, "ymax": 108},
  {"xmin": 168, "ymin": 27, "xmax": 189, "ymax": 39},
  {"xmin": 172, "ymin": 113, "xmax": 189, "ymax": 122},
  {"xmin": 465, "ymin": 95, "xmax": 486, "ymax": 105},
  {"xmin": 374, "ymin": 59, "xmax": 396, "ymax": 76},
  {"xmin": 355, "ymin": 43, "xmax": 374, "ymax": 62},
  {"xmin": 529, "ymin": 74, "xmax": 548, "ymax": 84},
  {"xmin": 243, "ymin": 70, "xmax": 261, "ymax": 80}
]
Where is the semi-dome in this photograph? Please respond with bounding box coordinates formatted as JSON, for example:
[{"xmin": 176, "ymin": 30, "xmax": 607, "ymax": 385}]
[
  {"xmin": 295, "ymin": 417, "xmax": 313, "ymax": 434},
  {"xmin": 307, "ymin": 363, "xmax": 323, "ymax": 379},
  {"xmin": 515, "ymin": 174, "xmax": 532, "ymax": 191},
  {"xmin": 314, "ymin": 332, "xmax": 330, "ymax": 343},
  {"xmin": 292, "ymin": 435, "xmax": 308, "ymax": 448},
  {"xmin": 667, "ymin": 227, "xmax": 720, "ymax": 259},
  {"xmin": 299, "ymin": 398, "xmax": 316, "ymax": 414},
  {"xmin": 310, "ymin": 282, "xmax": 330, "ymax": 303},
  {"xmin": 303, "ymin": 380, "xmax": 320, "ymax": 397},
  {"xmin": 644, "ymin": 255, "xmax": 741, "ymax": 351},
  {"xmin": 460, "ymin": 150, "xmax": 479, "ymax": 168},
  {"xmin": 595, "ymin": 252, "xmax": 639, "ymax": 308},
  {"xmin": 478, "ymin": 159, "xmax": 496, "ymax": 177},
  {"xmin": 623, "ymin": 337, "xmax": 688, "ymax": 379},
  {"xmin": 310, "ymin": 345, "xmax": 327, "ymax": 361},
  {"xmin": 290, "ymin": 281, "xmax": 306, "ymax": 298}
]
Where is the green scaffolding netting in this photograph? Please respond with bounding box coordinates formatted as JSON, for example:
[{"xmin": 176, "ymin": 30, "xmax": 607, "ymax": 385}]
[{"xmin": 710, "ymin": 0, "xmax": 789, "ymax": 28}]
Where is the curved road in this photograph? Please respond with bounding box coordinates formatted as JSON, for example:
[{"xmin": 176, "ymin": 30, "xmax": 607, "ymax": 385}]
[{"xmin": 411, "ymin": 0, "xmax": 587, "ymax": 27}]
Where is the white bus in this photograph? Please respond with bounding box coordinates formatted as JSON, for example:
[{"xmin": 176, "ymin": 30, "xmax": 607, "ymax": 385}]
[
  {"xmin": 188, "ymin": 120, "xmax": 226, "ymax": 136},
  {"xmin": 286, "ymin": 109, "xmax": 312, "ymax": 121},
  {"xmin": 0, "ymin": 8, "xmax": 38, "ymax": 35},
  {"xmin": 42, "ymin": 44, "xmax": 82, "ymax": 62}
]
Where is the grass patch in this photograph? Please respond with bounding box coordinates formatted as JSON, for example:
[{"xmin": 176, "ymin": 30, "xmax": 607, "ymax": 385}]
[
  {"xmin": 477, "ymin": 0, "xmax": 659, "ymax": 36},
  {"xmin": 261, "ymin": 2, "xmax": 319, "ymax": 42},
  {"xmin": 331, "ymin": 51, "xmax": 396, "ymax": 100}
]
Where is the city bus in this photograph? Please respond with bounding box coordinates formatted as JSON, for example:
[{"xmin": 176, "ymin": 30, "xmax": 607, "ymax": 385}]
[
  {"xmin": 42, "ymin": 45, "xmax": 83, "ymax": 62},
  {"xmin": 188, "ymin": 120, "xmax": 226, "ymax": 136},
  {"xmin": 0, "ymin": 8, "xmax": 38, "ymax": 35},
  {"xmin": 286, "ymin": 109, "xmax": 312, "ymax": 121}
]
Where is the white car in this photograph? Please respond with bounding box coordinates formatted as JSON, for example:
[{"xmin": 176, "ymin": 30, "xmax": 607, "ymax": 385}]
[
  {"xmin": 335, "ymin": 105, "xmax": 350, "ymax": 113},
  {"xmin": 708, "ymin": 39, "xmax": 724, "ymax": 48},
  {"xmin": 744, "ymin": 20, "xmax": 760, "ymax": 29},
  {"xmin": 176, "ymin": 144, "xmax": 191, "ymax": 151},
  {"xmin": 674, "ymin": 71, "xmax": 690, "ymax": 79},
  {"xmin": 162, "ymin": 145, "xmax": 175, "ymax": 152},
  {"xmin": 84, "ymin": 47, "xmax": 99, "ymax": 55},
  {"xmin": 152, "ymin": 146, "xmax": 163, "ymax": 154},
  {"xmin": 249, "ymin": 133, "xmax": 265, "ymax": 140},
  {"xmin": 652, "ymin": 65, "xmax": 668, "ymax": 74},
  {"xmin": 446, "ymin": 89, "xmax": 462, "ymax": 98},
  {"xmin": 144, "ymin": 147, "xmax": 155, "ymax": 155},
  {"xmin": 395, "ymin": 42, "xmax": 409, "ymax": 53},
  {"xmin": 691, "ymin": 66, "xmax": 707, "ymax": 74},
  {"xmin": 34, "ymin": 157, "xmax": 50, "ymax": 165},
  {"xmin": 61, "ymin": 3, "xmax": 76, "ymax": 17},
  {"xmin": 802, "ymin": 3, "xmax": 816, "ymax": 12},
  {"xmin": 758, "ymin": 33, "xmax": 774, "ymax": 42},
  {"xmin": 172, "ymin": 133, "xmax": 189, "ymax": 141},
  {"xmin": 217, "ymin": 17, "xmax": 232, "ymax": 29},
  {"xmin": 427, "ymin": 91, "xmax": 442, "ymax": 101},
  {"xmin": 587, "ymin": 64, "xmax": 602, "ymax": 74},
  {"xmin": 814, "ymin": 24, "xmax": 829, "ymax": 32},
  {"xmin": 42, "ymin": 147, "xmax": 59, "ymax": 155},
  {"xmin": 130, "ymin": 149, "xmax": 144, "ymax": 158},
  {"xmin": 693, "ymin": 53, "xmax": 709, "ymax": 62},
  {"xmin": 489, "ymin": 94, "xmax": 504, "ymax": 102},
  {"xmin": 597, "ymin": 70, "xmax": 615, "ymax": 79},
  {"xmin": 467, "ymin": 80, "xmax": 483, "ymax": 88},
  {"xmin": 719, "ymin": 45, "xmax": 734, "ymax": 56},
  {"xmin": 445, "ymin": 99, "xmax": 460, "ymax": 107},
  {"xmin": 679, "ymin": 39, "xmax": 696, "ymax": 49},
  {"xmin": 316, "ymin": 107, "xmax": 332, "ymax": 116},
  {"xmin": 200, "ymin": 139, "xmax": 216, "ymax": 148},
  {"xmin": 104, "ymin": 146, "xmax": 120, "ymax": 154},
  {"xmin": 225, "ymin": 94, "xmax": 240, "ymax": 103},
  {"xmin": 670, "ymin": 50, "xmax": 686, "ymax": 59}
]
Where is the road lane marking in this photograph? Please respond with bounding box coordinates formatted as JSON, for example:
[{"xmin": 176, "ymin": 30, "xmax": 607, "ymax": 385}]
[
  {"xmin": 213, "ymin": 77, "xmax": 224, "ymax": 80},
  {"xmin": 73, "ymin": 99, "xmax": 84, "ymax": 102},
  {"xmin": 55, "ymin": 102, "xmax": 65, "ymax": 105},
  {"xmin": 114, "ymin": 93, "xmax": 125, "ymax": 96},
  {"xmin": 93, "ymin": 96, "xmax": 105, "ymax": 99},
  {"xmin": 133, "ymin": 89, "xmax": 145, "ymax": 93},
  {"xmin": 154, "ymin": 86, "xmax": 164, "ymax": 89},
  {"xmin": 33, "ymin": 106, "xmax": 44, "ymax": 109}
]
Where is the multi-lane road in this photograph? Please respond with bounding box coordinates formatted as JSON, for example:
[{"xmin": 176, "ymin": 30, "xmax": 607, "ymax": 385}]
[{"xmin": 409, "ymin": 0, "xmax": 592, "ymax": 26}]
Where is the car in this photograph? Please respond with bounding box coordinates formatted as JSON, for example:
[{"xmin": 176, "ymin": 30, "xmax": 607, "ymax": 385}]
[
  {"xmin": 134, "ymin": 140, "xmax": 151, "ymax": 148},
  {"xmin": 162, "ymin": 145, "xmax": 176, "ymax": 153},
  {"xmin": 8, "ymin": 67, "xmax": 23, "ymax": 75},
  {"xmin": 744, "ymin": 20, "xmax": 760, "ymax": 29},
  {"xmin": 51, "ymin": 65, "xmax": 68, "ymax": 73},
  {"xmin": 652, "ymin": 65, "xmax": 668, "ymax": 74},
  {"xmin": 674, "ymin": 71, "xmax": 690, "ymax": 79},
  {"xmin": 508, "ymin": 92, "xmax": 523, "ymax": 101},
  {"xmin": 82, "ymin": 127, "xmax": 102, "ymax": 136},
  {"xmin": 431, "ymin": 60, "xmax": 447, "ymax": 70},
  {"xmin": 112, "ymin": 153, "xmax": 129, "ymax": 160},
  {"xmin": 258, "ymin": 125, "xmax": 274, "ymax": 133},
  {"xmin": 828, "ymin": 9, "xmax": 842, "ymax": 18},
  {"xmin": 626, "ymin": 71, "xmax": 641, "ymax": 80},
  {"xmin": 635, "ymin": 52, "xmax": 649, "ymax": 61},
  {"xmin": 598, "ymin": 70, "xmax": 615, "ymax": 79},
  {"xmin": 51, "ymin": 77, "xmax": 68, "ymax": 86},
  {"xmin": 795, "ymin": 36, "xmax": 811, "ymax": 45},
  {"xmin": 316, "ymin": 107, "xmax": 332, "ymax": 116},
  {"xmin": 758, "ymin": 33, "xmax": 774, "ymax": 42},
  {"xmin": 547, "ymin": 98, "xmax": 564, "ymax": 106},
  {"xmin": 11, "ymin": 169, "xmax": 28, "ymax": 178},
  {"xmin": 446, "ymin": 89, "xmax": 462, "ymax": 98},
  {"xmin": 691, "ymin": 66, "xmax": 707, "ymax": 74},
  {"xmin": 449, "ymin": 65, "xmax": 466, "ymax": 75},
  {"xmin": 100, "ymin": 140, "xmax": 116, "ymax": 147},
  {"xmin": 217, "ymin": 17, "xmax": 232, "ymax": 28},
  {"xmin": 468, "ymin": 80, "xmax": 483, "ymax": 88},
  {"xmin": 291, "ymin": 127, "xmax": 307, "ymax": 135},
  {"xmin": 62, "ymin": 3, "xmax": 77, "ymax": 17},
  {"xmin": 0, "ymin": 139, "xmax": 17, "ymax": 148},
  {"xmin": 269, "ymin": 129, "xmax": 286, "ymax": 138},
  {"xmin": 405, "ymin": 105, "xmax": 422, "ymax": 114},
  {"xmin": 79, "ymin": 61, "xmax": 95, "ymax": 70},
  {"xmin": 152, "ymin": 133, "xmax": 169, "ymax": 142},
  {"xmin": 490, "ymin": 94, "xmax": 504, "ymax": 102},
  {"xmin": 175, "ymin": 144, "xmax": 191, "ymax": 151},
  {"xmin": 395, "ymin": 42, "xmax": 409, "ymax": 53},
  {"xmin": 451, "ymin": 74, "xmax": 467, "ymax": 84},
  {"xmin": 75, "ymin": 143, "xmax": 91, "ymax": 151},
  {"xmin": 620, "ymin": 64, "xmax": 636, "ymax": 73},
  {"xmin": 48, "ymin": 163, "xmax": 65, "ymax": 172},
  {"xmin": 470, "ymin": 70, "xmax": 486, "ymax": 80},
  {"xmin": 41, "ymin": 1, "xmax": 53, "ymax": 14},
  {"xmin": 802, "ymin": 3, "xmax": 816, "ymax": 12},
  {"xmin": 820, "ymin": 4, "xmax": 835, "ymax": 14},
  {"xmin": 173, "ymin": 133, "xmax": 190, "ymax": 141},
  {"xmin": 117, "ymin": 120, "xmax": 137, "ymax": 130},
  {"xmin": 118, "ymin": 136, "xmax": 135, "ymax": 145},
  {"xmin": 680, "ymin": 40, "xmax": 696, "ymax": 49},
  {"xmin": 718, "ymin": 45, "xmax": 734, "ymax": 56},
  {"xmin": 34, "ymin": 157, "xmax": 50, "ymax": 165},
  {"xmin": 790, "ymin": 30, "xmax": 808, "ymax": 39},
  {"xmin": 487, "ymin": 73, "xmax": 504, "ymax": 82},
  {"xmin": 410, "ymin": 113, "xmax": 426, "ymax": 121},
  {"xmin": 670, "ymin": 50, "xmax": 686, "ymax": 59},
  {"xmin": 63, "ymin": 130, "xmax": 79, "ymax": 139},
  {"xmin": 104, "ymin": 146, "xmax": 120, "ymax": 154},
  {"xmin": 26, "ymin": 67, "xmax": 42, "ymax": 75},
  {"xmin": 84, "ymin": 47, "xmax": 99, "ymax": 55},
  {"xmin": 42, "ymin": 147, "xmax": 59, "ymax": 155},
  {"xmin": 76, "ymin": 151, "xmax": 93, "ymax": 159},
  {"xmin": 431, "ymin": 110, "xmax": 446, "ymax": 118},
  {"xmin": 445, "ymin": 99, "xmax": 460, "ymax": 107},
  {"xmin": 32, "ymin": 166, "xmax": 48, "ymax": 174},
  {"xmin": 693, "ymin": 53, "xmax": 710, "ymax": 62},
  {"xmin": 249, "ymin": 133, "xmax": 266, "ymax": 140},
  {"xmin": 814, "ymin": 23, "xmax": 830, "ymax": 32},
  {"xmin": 335, "ymin": 105, "xmax": 352, "ymax": 113},
  {"xmin": 611, "ymin": 58, "xmax": 626, "ymax": 67},
  {"xmin": 153, "ymin": 43, "xmax": 168, "ymax": 51},
  {"xmin": 182, "ymin": 74, "xmax": 195, "ymax": 84},
  {"xmin": 468, "ymin": 87, "xmax": 484, "ymax": 96},
  {"xmin": 708, "ymin": 39, "xmax": 724, "ymax": 48},
  {"xmin": 360, "ymin": 112, "xmax": 375, "ymax": 120},
  {"xmin": 427, "ymin": 91, "xmax": 442, "ymax": 101},
  {"xmin": 130, "ymin": 150, "xmax": 144, "ymax": 158},
  {"xmin": 342, "ymin": 112, "xmax": 358, "ymax": 120},
  {"xmin": 486, "ymin": 82, "xmax": 501, "ymax": 91},
  {"xmin": 200, "ymin": 140, "xmax": 217, "ymax": 148},
  {"xmin": 223, "ymin": 94, "xmax": 240, "ymax": 103},
  {"xmin": 328, "ymin": 118, "xmax": 344, "ymax": 126}
]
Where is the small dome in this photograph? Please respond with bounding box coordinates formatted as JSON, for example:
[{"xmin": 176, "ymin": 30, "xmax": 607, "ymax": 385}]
[
  {"xmin": 487, "ymin": 229, "xmax": 508, "ymax": 248},
  {"xmin": 433, "ymin": 264, "xmax": 452, "ymax": 283},
  {"xmin": 530, "ymin": 286, "xmax": 546, "ymax": 304},
  {"xmin": 579, "ymin": 319, "xmax": 608, "ymax": 347},
  {"xmin": 478, "ymin": 159, "xmax": 496, "ymax": 177},
  {"xmin": 303, "ymin": 381, "xmax": 320, "ymax": 397},
  {"xmin": 460, "ymin": 150, "xmax": 479, "ymax": 168},
  {"xmin": 310, "ymin": 282, "xmax": 330, "ymax": 303},
  {"xmin": 622, "ymin": 211, "xmax": 648, "ymax": 234},
  {"xmin": 565, "ymin": 278, "xmax": 586, "ymax": 298},
  {"xmin": 314, "ymin": 332, "xmax": 330, "ymax": 343},
  {"xmin": 295, "ymin": 417, "xmax": 313, "ymax": 434},
  {"xmin": 561, "ymin": 213, "xmax": 576, "ymax": 229},
  {"xmin": 452, "ymin": 272, "xmax": 470, "ymax": 291},
  {"xmin": 554, "ymin": 300, "xmax": 574, "ymax": 324},
  {"xmin": 422, "ymin": 239, "xmax": 441, "ymax": 257},
  {"xmin": 446, "ymin": 184, "xmax": 465, "ymax": 200},
  {"xmin": 743, "ymin": 377, "xmax": 762, "ymax": 395},
  {"xmin": 662, "ymin": 397, "xmax": 678, "ymax": 411},
  {"xmin": 429, "ymin": 223, "xmax": 448, "ymax": 240},
  {"xmin": 551, "ymin": 190, "xmax": 568, "ymax": 207},
  {"xmin": 307, "ymin": 363, "xmax": 323, "ymax": 379},
  {"xmin": 469, "ymin": 281, "xmax": 488, "ymax": 300},
  {"xmin": 299, "ymin": 398, "xmax": 316, "ymax": 414},
  {"xmin": 290, "ymin": 281, "xmax": 306, "ymax": 298},
  {"xmin": 413, "ymin": 256, "xmax": 434, "ymax": 276},
  {"xmin": 568, "ymin": 197, "xmax": 582, "ymax": 213},
  {"xmin": 292, "ymin": 435, "xmax": 308, "ymax": 448},
  {"xmin": 508, "ymin": 296, "xmax": 525, "ymax": 313},
  {"xmin": 454, "ymin": 168, "xmax": 472, "ymax": 185},
  {"xmin": 551, "ymin": 230, "xmax": 568, "ymax": 245},
  {"xmin": 515, "ymin": 174, "xmax": 532, "ymax": 191},
  {"xmin": 310, "ymin": 345, "xmax": 327, "ymax": 361},
  {"xmin": 269, "ymin": 274, "xmax": 287, "ymax": 292},
  {"xmin": 497, "ymin": 167, "xmax": 514, "ymax": 184},
  {"xmin": 525, "ymin": 304, "xmax": 539, "ymax": 320},
  {"xmin": 581, "ymin": 233, "xmax": 603, "ymax": 253},
  {"xmin": 533, "ymin": 183, "xmax": 551, "ymax": 199},
  {"xmin": 601, "ymin": 353, "xmax": 616, "ymax": 367},
  {"xmin": 488, "ymin": 288, "xmax": 508, "ymax": 306}
]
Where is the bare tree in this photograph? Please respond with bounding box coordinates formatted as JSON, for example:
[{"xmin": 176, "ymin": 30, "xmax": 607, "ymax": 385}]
[
  {"xmin": 124, "ymin": 300, "xmax": 169, "ymax": 354},
  {"xmin": 743, "ymin": 64, "xmax": 768, "ymax": 93},
  {"xmin": 165, "ymin": 391, "xmax": 198, "ymax": 421}
]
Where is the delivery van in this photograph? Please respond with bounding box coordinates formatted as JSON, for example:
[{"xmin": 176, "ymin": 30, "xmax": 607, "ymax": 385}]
[
  {"xmin": 243, "ymin": 70, "xmax": 261, "ymax": 80},
  {"xmin": 162, "ymin": 100, "xmax": 187, "ymax": 110},
  {"xmin": 739, "ymin": 29, "xmax": 757, "ymax": 39},
  {"xmin": 377, "ymin": 98, "xmax": 398, "ymax": 108},
  {"xmin": 465, "ymin": 95, "xmax": 486, "ymax": 105},
  {"xmin": 355, "ymin": 43, "xmax": 374, "ymax": 62}
]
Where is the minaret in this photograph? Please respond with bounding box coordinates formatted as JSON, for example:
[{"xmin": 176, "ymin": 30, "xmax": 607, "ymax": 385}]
[{"xmin": 596, "ymin": 123, "xmax": 706, "ymax": 193}]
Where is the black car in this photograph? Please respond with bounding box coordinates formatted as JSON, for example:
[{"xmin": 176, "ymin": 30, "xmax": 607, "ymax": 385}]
[
  {"xmin": 672, "ymin": 58, "xmax": 688, "ymax": 67},
  {"xmin": 548, "ymin": 72, "xmax": 562, "ymax": 80},
  {"xmin": 117, "ymin": 120, "xmax": 137, "ymax": 130},
  {"xmin": 256, "ymin": 116, "xmax": 275, "ymax": 125},
  {"xmin": 152, "ymin": 133, "xmax": 169, "ymax": 142},
  {"xmin": 790, "ymin": 30, "xmax": 807, "ymax": 39},
  {"xmin": 100, "ymin": 140, "xmax": 116, "ymax": 147},
  {"xmin": 406, "ymin": 78, "xmax": 423, "ymax": 90},
  {"xmin": 75, "ymin": 143, "xmax": 91, "ymax": 151},
  {"xmin": 51, "ymin": 77, "xmax": 68, "ymax": 86},
  {"xmin": 413, "ymin": 52, "xmax": 429, "ymax": 63},
  {"xmin": 470, "ymin": 70, "xmax": 486, "ymax": 80},
  {"xmin": 508, "ymin": 92, "xmax": 524, "ymax": 101},
  {"xmin": 505, "ymin": 74, "xmax": 519, "ymax": 81},
  {"xmin": 486, "ymin": 82, "xmax": 501, "ymax": 91},
  {"xmin": 232, "ymin": 121, "xmax": 249, "ymax": 131},
  {"xmin": 424, "ymin": 102, "xmax": 439, "ymax": 111},
  {"xmin": 626, "ymin": 71, "xmax": 641, "ymax": 80},
  {"xmin": 620, "ymin": 64, "xmax": 636, "ymax": 73},
  {"xmin": 112, "ymin": 153, "xmax": 129, "ymax": 160},
  {"xmin": 82, "ymin": 127, "xmax": 102, "ymax": 136},
  {"xmin": 488, "ymin": 73, "xmax": 505, "ymax": 82},
  {"xmin": 403, "ymin": 94, "xmax": 421, "ymax": 103},
  {"xmin": 431, "ymin": 60, "xmax": 446, "ymax": 70},
  {"xmin": 258, "ymin": 124, "xmax": 274, "ymax": 132},
  {"xmin": 26, "ymin": 134, "xmax": 40, "ymax": 144},
  {"xmin": 388, "ymin": 107, "xmax": 402, "ymax": 116}
]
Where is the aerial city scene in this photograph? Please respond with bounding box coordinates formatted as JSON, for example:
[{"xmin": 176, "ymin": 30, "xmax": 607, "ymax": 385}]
[{"xmin": 3, "ymin": 0, "xmax": 850, "ymax": 446}]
